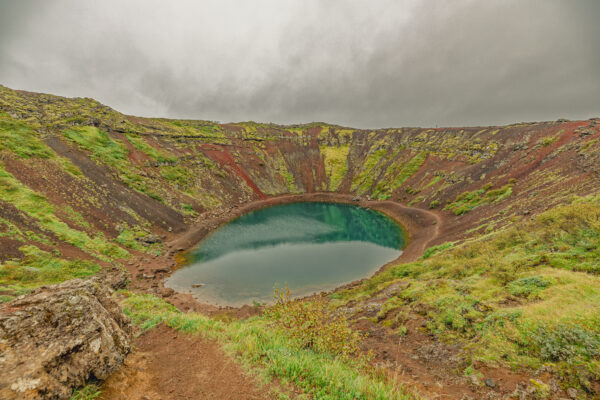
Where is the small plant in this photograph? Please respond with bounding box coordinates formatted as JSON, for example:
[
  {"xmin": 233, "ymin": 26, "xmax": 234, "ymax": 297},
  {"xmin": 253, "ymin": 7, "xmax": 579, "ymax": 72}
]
[
  {"xmin": 533, "ymin": 324, "xmax": 600, "ymax": 362},
  {"xmin": 265, "ymin": 286, "xmax": 370, "ymax": 363},
  {"xmin": 422, "ymin": 242, "xmax": 453, "ymax": 259},
  {"xmin": 429, "ymin": 199, "xmax": 440, "ymax": 209},
  {"xmin": 181, "ymin": 203, "xmax": 196, "ymax": 216},
  {"xmin": 70, "ymin": 382, "xmax": 101, "ymax": 400},
  {"xmin": 405, "ymin": 186, "xmax": 420, "ymax": 195},
  {"xmin": 508, "ymin": 275, "xmax": 551, "ymax": 298}
]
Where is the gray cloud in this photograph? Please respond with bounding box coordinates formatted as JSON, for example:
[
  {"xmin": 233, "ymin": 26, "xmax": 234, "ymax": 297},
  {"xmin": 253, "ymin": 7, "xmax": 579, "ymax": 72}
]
[{"xmin": 0, "ymin": 0, "xmax": 599, "ymax": 128}]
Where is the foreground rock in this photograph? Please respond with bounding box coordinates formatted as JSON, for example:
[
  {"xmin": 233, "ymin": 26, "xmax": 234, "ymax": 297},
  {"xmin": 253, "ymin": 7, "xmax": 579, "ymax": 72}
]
[{"xmin": 0, "ymin": 278, "xmax": 133, "ymax": 399}]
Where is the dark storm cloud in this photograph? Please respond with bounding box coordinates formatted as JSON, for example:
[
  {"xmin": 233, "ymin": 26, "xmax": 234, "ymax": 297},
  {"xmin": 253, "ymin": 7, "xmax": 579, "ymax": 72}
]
[{"xmin": 0, "ymin": 0, "xmax": 599, "ymax": 128}]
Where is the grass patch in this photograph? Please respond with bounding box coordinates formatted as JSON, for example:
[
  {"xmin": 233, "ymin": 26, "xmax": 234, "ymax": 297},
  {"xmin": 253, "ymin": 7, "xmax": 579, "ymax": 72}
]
[
  {"xmin": 70, "ymin": 382, "xmax": 102, "ymax": 400},
  {"xmin": 0, "ymin": 162, "xmax": 129, "ymax": 261},
  {"xmin": 444, "ymin": 182, "xmax": 514, "ymax": 215},
  {"xmin": 63, "ymin": 127, "xmax": 129, "ymax": 168},
  {"xmin": 422, "ymin": 242, "xmax": 454, "ymax": 259},
  {"xmin": 372, "ymin": 152, "xmax": 427, "ymax": 200},
  {"xmin": 321, "ymin": 145, "xmax": 350, "ymax": 191},
  {"xmin": 0, "ymin": 245, "xmax": 100, "ymax": 300},
  {"xmin": 335, "ymin": 197, "xmax": 600, "ymax": 389},
  {"xmin": 122, "ymin": 292, "xmax": 417, "ymax": 400},
  {"xmin": 125, "ymin": 133, "xmax": 176, "ymax": 164},
  {"xmin": 0, "ymin": 114, "xmax": 54, "ymax": 159}
]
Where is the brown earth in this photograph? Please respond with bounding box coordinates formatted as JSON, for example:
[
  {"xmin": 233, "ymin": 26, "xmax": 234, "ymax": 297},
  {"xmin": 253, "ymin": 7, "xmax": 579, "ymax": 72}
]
[{"xmin": 101, "ymin": 325, "xmax": 280, "ymax": 400}]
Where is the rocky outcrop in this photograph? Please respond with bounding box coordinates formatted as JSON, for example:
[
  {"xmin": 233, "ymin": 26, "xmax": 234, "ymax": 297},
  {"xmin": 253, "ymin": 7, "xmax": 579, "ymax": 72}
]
[{"xmin": 0, "ymin": 278, "xmax": 133, "ymax": 399}]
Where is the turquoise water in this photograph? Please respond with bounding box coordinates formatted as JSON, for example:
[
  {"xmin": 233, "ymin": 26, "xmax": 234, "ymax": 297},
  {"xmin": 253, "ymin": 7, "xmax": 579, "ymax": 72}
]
[{"xmin": 166, "ymin": 202, "xmax": 406, "ymax": 306}]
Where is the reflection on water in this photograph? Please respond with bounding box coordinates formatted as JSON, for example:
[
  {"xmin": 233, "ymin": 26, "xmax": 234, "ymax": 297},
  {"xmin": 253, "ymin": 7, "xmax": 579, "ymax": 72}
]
[{"xmin": 166, "ymin": 202, "xmax": 406, "ymax": 306}]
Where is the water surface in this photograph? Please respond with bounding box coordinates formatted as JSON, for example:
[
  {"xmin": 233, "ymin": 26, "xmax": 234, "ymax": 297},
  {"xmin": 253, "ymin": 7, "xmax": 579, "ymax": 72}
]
[{"xmin": 166, "ymin": 202, "xmax": 406, "ymax": 306}]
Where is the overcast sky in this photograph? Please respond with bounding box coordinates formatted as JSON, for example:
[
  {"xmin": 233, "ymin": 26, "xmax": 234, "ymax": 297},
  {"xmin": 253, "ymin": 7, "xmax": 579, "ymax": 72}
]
[{"xmin": 0, "ymin": 0, "xmax": 599, "ymax": 128}]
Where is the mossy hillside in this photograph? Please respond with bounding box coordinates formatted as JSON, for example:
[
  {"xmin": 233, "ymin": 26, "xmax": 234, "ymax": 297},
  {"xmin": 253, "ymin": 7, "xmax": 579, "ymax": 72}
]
[
  {"xmin": 62, "ymin": 127, "xmax": 206, "ymax": 213},
  {"xmin": 0, "ymin": 163, "xmax": 128, "ymax": 261},
  {"xmin": 334, "ymin": 196, "xmax": 600, "ymax": 389},
  {"xmin": 371, "ymin": 151, "xmax": 428, "ymax": 200},
  {"xmin": 158, "ymin": 118, "xmax": 225, "ymax": 139},
  {"xmin": 351, "ymin": 146, "xmax": 403, "ymax": 196},
  {"xmin": 0, "ymin": 245, "xmax": 100, "ymax": 299},
  {"xmin": 393, "ymin": 128, "xmax": 499, "ymax": 164},
  {"xmin": 0, "ymin": 114, "xmax": 83, "ymax": 176},
  {"xmin": 0, "ymin": 85, "xmax": 143, "ymax": 134},
  {"xmin": 444, "ymin": 181, "xmax": 514, "ymax": 215},
  {"xmin": 320, "ymin": 144, "xmax": 350, "ymax": 191}
]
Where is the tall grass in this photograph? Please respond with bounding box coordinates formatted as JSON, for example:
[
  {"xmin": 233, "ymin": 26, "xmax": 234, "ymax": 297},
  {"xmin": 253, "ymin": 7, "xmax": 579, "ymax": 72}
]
[{"xmin": 122, "ymin": 293, "xmax": 418, "ymax": 400}]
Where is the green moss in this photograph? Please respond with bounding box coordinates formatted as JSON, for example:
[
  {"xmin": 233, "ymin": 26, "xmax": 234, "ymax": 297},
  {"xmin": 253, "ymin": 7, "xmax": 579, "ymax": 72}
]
[
  {"xmin": 0, "ymin": 162, "xmax": 128, "ymax": 261},
  {"xmin": 538, "ymin": 130, "xmax": 562, "ymax": 147},
  {"xmin": 424, "ymin": 176, "xmax": 442, "ymax": 189},
  {"xmin": 321, "ymin": 144, "xmax": 350, "ymax": 191},
  {"xmin": 0, "ymin": 115, "xmax": 53, "ymax": 159},
  {"xmin": 422, "ymin": 242, "xmax": 454, "ymax": 259},
  {"xmin": 125, "ymin": 133, "xmax": 176, "ymax": 163},
  {"xmin": 63, "ymin": 127, "xmax": 129, "ymax": 168},
  {"xmin": 181, "ymin": 203, "xmax": 197, "ymax": 217},
  {"xmin": 0, "ymin": 245, "xmax": 100, "ymax": 299},
  {"xmin": 444, "ymin": 183, "xmax": 513, "ymax": 215},
  {"xmin": 351, "ymin": 148, "xmax": 389, "ymax": 194},
  {"xmin": 372, "ymin": 152, "xmax": 427, "ymax": 199},
  {"xmin": 160, "ymin": 165, "xmax": 192, "ymax": 189}
]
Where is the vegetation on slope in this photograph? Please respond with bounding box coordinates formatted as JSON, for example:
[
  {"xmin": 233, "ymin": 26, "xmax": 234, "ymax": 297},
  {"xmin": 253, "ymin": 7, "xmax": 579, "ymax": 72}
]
[
  {"xmin": 444, "ymin": 181, "xmax": 514, "ymax": 215},
  {"xmin": 373, "ymin": 151, "xmax": 428, "ymax": 200},
  {"xmin": 120, "ymin": 291, "xmax": 417, "ymax": 400},
  {"xmin": 334, "ymin": 196, "xmax": 600, "ymax": 391},
  {"xmin": 321, "ymin": 144, "xmax": 350, "ymax": 191},
  {"xmin": 0, "ymin": 245, "xmax": 100, "ymax": 301},
  {"xmin": 0, "ymin": 163, "xmax": 128, "ymax": 261}
]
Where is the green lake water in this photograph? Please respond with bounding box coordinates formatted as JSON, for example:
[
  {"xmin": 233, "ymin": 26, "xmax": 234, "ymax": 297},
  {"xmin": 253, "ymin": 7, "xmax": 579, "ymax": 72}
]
[{"xmin": 165, "ymin": 202, "xmax": 406, "ymax": 306}]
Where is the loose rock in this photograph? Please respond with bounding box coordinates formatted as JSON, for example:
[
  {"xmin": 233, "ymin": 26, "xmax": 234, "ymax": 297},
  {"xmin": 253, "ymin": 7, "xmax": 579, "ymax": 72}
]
[{"xmin": 0, "ymin": 278, "xmax": 133, "ymax": 399}]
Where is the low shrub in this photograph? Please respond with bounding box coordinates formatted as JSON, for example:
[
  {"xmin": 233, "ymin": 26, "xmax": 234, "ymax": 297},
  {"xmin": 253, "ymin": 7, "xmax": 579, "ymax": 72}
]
[{"xmin": 265, "ymin": 287, "xmax": 369, "ymax": 363}]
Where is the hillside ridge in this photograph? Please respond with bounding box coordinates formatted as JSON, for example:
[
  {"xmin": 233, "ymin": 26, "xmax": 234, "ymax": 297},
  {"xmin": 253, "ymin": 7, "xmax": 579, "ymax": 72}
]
[{"xmin": 1, "ymin": 85, "xmax": 600, "ymax": 399}]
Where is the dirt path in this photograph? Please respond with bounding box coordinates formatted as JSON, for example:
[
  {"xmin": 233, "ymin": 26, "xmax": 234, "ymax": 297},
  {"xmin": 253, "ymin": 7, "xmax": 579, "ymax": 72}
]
[{"xmin": 101, "ymin": 325, "xmax": 275, "ymax": 400}]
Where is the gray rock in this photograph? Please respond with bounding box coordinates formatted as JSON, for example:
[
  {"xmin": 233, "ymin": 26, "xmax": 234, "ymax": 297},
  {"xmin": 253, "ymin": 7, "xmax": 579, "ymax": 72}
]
[
  {"xmin": 485, "ymin": 378, "xmax": 496, "ymax": 388},
  {"xmin": 469, "ymin": 375, "xmax": 482, "ymax": 387},
  {"xmin": 137, "ymin": 234, "xmax": 162, "ymax": 244},
  {"xmin": 0, "ymin": 278, "xmax": 133, "ymax": 399}
]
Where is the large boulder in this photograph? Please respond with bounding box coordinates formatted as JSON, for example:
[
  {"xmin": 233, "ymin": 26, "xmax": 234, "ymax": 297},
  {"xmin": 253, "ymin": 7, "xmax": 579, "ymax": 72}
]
[{"xmin": 0, "ymin": 278, "xmax": 133, "ymax": 399}]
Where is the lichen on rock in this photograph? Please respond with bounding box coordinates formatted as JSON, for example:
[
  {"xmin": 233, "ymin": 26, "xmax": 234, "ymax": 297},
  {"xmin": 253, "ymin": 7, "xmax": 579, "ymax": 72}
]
[{"xmin": 0, "ymin": 278, "xmax": 133, "ymax": 399}]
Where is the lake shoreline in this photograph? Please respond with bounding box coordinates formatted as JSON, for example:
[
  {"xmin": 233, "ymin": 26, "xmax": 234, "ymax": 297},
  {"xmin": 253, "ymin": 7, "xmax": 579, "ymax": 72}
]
[{"xmin": 133, "ymin": 193, "xmax": 441, "ymax": 313}]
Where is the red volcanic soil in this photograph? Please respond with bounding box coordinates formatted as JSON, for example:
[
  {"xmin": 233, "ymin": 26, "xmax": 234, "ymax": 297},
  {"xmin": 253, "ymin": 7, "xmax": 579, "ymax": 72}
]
[
  {"xmin": 101, "ymin": 324, "xmax": 283, "ymax": 400},
  {"xmin": 202, "ymin": 144, "xmax": 267, "ymax": 199}
]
